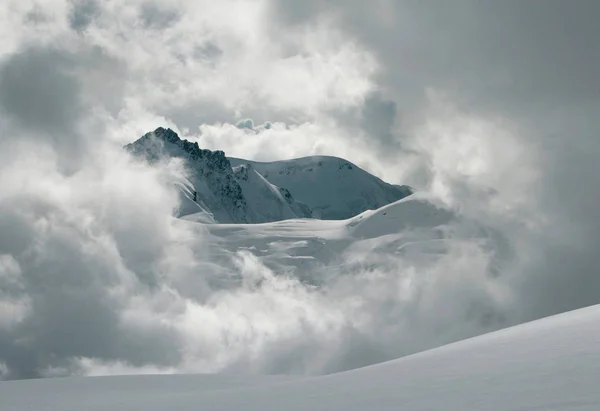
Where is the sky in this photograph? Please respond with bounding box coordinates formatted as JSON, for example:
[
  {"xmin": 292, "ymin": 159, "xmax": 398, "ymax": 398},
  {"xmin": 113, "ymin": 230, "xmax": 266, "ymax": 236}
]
[{"xmin": 0, "ymin": 0, "xmax": 599, "ymax": 380}]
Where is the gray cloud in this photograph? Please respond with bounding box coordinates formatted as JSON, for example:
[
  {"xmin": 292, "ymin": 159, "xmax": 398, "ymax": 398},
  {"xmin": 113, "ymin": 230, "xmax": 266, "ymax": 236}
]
[
  {"xmin": 0, "ymin": 48, "xmax": 83, "ymax": 137},
  {"xmin": 68, "ymin": 0, "xmax": 99, "ymax": 32},
  {"xmin": 139, "ymin": 2, "xmax": 180, "ymax": 30},
  {"xmin": 271, "ymin": 0, "xmax": 600, "ymax": 320},
  {"xmin": 271, "ymin": 1, "xmax": 600, "ymax": 119},
  {"xmin": 361, "ymin": 94, "xmax": 395, "ymax": 145},
  {"xmin": 361, "ymin": 1, "xmax": 598, "ymax": 116},
  {"xmin": 0, "ymin": 44, "xmax": 125, "ymax": 168}
]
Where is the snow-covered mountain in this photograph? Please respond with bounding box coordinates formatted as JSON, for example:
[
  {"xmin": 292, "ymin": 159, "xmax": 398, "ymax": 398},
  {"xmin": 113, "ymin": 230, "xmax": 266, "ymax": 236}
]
[
  {"xmin": 125, "ymin": 128, "xmax": 412, "ymax": 223},
  {"xmin": 229, "ymin": 156, "xmax": 413, "ymax": 220},
  {"xmin": 3, "ymin": 304, "xmax": 599, "ymax": 410},
  {"xmin": 125, "ymin": 128, "xmax": 312, "ymax": 224},
  {"xmin": 231, "ymin": 162, "xmax": 313, "ymax": 223}
]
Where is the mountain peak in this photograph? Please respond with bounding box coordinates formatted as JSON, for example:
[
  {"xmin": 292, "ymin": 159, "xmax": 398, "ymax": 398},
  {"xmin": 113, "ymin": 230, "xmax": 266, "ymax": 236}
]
[
  {"xmin": 130, "ymin": 128, "xmax": 229, "ymax": 168},
  {"xmin": 149, "ymin": 127, "xmax": 181, "ymax": 144}
]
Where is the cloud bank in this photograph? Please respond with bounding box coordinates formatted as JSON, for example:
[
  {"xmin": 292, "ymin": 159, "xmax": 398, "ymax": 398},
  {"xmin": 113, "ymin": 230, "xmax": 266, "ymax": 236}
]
[{"xmin": 0, "ymin": 0, "xmax": 599, "ymax": 380}]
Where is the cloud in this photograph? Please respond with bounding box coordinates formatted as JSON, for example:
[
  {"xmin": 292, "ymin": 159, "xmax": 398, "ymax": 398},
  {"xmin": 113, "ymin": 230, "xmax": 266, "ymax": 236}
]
[
  {"xmin": 0, "ymin": 1, "xmax": 388, "ymax": 380},
  {"xmin": 68, "ymin": 0, "xmax": 99, "ymax": 32},
  {"xmin": 0, "ymin": 41, "xmax": 125, "ymax": 172},
  {"xmin": 0, "ymin": 0, "xmax": 599, "ymax": 383},
  {"xmin": 0, "ymin": 48, "xmax": 81, "ymax": 135},
  {"xmin": 0, "ymin": 133, "xmax": 195, "ymax": 378},
  {"xmin": 360, "ymin": 93, "xmax": 398, "ymax": 148},
  {"xmin": 0, "ymin": 118, "xmax": 515, "ymax": 380}
]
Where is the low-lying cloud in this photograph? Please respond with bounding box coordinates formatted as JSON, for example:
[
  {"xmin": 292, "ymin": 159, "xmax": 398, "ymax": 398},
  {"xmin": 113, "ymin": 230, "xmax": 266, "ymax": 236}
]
[{"xmin": 0, "ymin": 126, "xmax": 522, "ymax": 379}]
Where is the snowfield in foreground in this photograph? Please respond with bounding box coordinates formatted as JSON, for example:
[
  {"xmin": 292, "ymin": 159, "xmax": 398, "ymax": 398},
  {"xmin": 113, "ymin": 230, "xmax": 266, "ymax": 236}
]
[{"xmin": 2, "ymin": 304, "xmax": 599, "ymax": 410}]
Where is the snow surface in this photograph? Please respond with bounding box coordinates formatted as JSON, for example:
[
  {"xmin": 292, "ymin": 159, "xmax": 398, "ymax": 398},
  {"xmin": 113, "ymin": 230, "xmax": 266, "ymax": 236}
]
[
  {"xmin": 2, "ymin": 304, "xmax": 599, "ymax": 410},
  {"xmin": 195, "ymin": 193, "xmax": 477, "ymax": 290},
  {"xmin": 232, "ymin": 162, "xmax": 312, "ymax": 222},
  {"xmin": 229, "ymin": 155, "xmax": 413, "ymax": 220}
]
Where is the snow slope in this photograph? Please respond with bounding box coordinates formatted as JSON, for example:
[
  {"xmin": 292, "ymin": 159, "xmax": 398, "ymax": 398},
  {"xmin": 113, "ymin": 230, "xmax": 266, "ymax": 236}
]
[
  {"xmin": 125, "ymin": 128, "xmax": 312, "ymax": 223},
  {"xmin": 232, "ymin": 162, "xmax": 312, "ymax": 222},
  {"xmin": 198, "ymin": 194, "xmax": 466, "ymax": 288},
  {"xmin": 229, "ymin": 155, "xmax": 413, "ymax": 220},
  {"xmin": 3, "ymin": 305, "xmax": 599, "ymax": 410}
]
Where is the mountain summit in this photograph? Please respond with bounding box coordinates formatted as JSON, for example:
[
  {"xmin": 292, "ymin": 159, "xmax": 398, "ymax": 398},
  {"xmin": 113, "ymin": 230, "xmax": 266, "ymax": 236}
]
[{"xmin": 126, "ymin": 127, "xmax": 412, "ymax": 223}]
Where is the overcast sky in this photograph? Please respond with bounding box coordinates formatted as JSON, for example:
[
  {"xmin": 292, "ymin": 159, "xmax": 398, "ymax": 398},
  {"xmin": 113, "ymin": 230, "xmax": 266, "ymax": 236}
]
[{"xmin": 0, "ymin": 0, "xmax": 599, "ymax": 380}]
